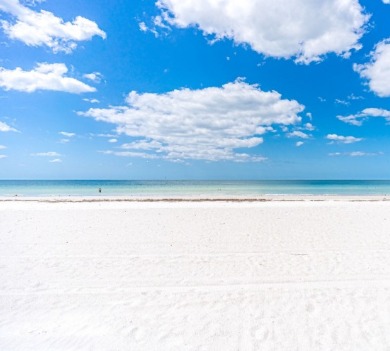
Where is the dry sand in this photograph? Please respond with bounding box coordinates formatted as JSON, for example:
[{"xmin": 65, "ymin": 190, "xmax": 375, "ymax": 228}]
[{"xmin": 1, "ymin": 198, "xmax": 390, "ymax": 350}]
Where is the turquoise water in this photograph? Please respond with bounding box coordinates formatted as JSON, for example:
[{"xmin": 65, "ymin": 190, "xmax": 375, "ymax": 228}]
[{"xmin": 1, "ymin": 180, "xmax": 390, "ymax": 197}]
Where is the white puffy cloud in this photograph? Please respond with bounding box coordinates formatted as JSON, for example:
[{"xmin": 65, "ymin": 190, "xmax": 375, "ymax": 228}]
[
  {"xmin": 83, "ymin": 98, "xmax": 100, "ymax": 104},
  {"xmin": 337, "ymin": 114, "xmax": 363, "ymax": 126},
  {"xmin": 337, "ymin": 108, "xmax": 390, "ymax": 126},
  {"xmin": 0, "ymin": 0, "xmax": 106, "ymax": 53},
  {"xmin": 354, "ymin": 39, "xmax": 390, "ymax": 97},
  {"xmin": 0, "ymin": 154, "xmax": 7, "ymax": 159},
  {"xmin": 0, "ymin": 121, "xmax": 18, "ymax": 132},
  {"xmin": 326, "ymin": 134, "xmax": 362, "ymax": 144},
  {"xmin": 49, "ymin": 158, "xmax": 62, "ymax": 163},
  {"xmin": 156, "ymin": 0, "xmax": 368, "ymax": 63},
  {"xmin": 382, "ymin": 0, "xmax": 390, "ymax": 4},
  {"xmin": 287, "ymin": 130, "xmax": 310, "ymax": 139},
  {"xmin": 59, "ymin": 131, "xmax": 75, "ymax": 137},
  {"xmin": 83, "ymin": 72, "xmax": 102, "ymax": 83},
  {"xmin": 58, "ymin": 132, "xmax": 74, "ymax": 143},
  {"xmin": 139, "ymin": 22, "xmax": 148, "ymax": 32},
  {"xmin": 296, "ymin": 141, "xmax": 304, "ymax": 147},
  {"xmin": 362, "ymin": 108, "xmax": 390, "ymax": 119},
  {"xmin": 32, "ymin": 151, "xmax": 60, "ymax": 157},
  {"xmin": 81, "ymin": 80, "xmax": 305, "ymax": 162},
  {"xmin": 108, "ymin": 138, "xmax": 117, "ymax": 143},
  {"xmin": 0, "ymin": 144, "xmax": 6, "ymax": 149},
  {"xmin": 0, "ymin": 63, "xmax": 96, "ymax": 93},
  {"xmin": 304, "ymin": 123, "xmax": 315, "ymax": 131}
]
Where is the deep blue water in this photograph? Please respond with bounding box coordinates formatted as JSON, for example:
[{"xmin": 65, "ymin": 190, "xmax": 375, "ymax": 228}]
[{"xmin": 1, "ymin": 180, "xmax": 390, "ymax": 196}]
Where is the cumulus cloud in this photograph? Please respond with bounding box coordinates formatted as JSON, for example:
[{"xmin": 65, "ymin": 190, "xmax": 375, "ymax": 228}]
[
  {"xmin": 0, "ymin": 0, "xmax": 106, "ymax": 53},
  {"xmin": 362, "ymin": 108, "xmax": 390, "ymax": 119},
  {"xmin": 296, "ymin": 141, "xmax": 304, "ymax": 147},
  {"xmin": 0, "ymin": 154, "xmax": 7, "ymax": 159},
  {"xmin": 83, "ymin": 98, "xmax": 99, "ymax": 104},
  {"xmin": 59, "ymin": 131, "xmax": 75, "ymax": 138},
  {"xmin": 32, "ymin": 151, "xmax": 60, "ymax": 157},
  {"xmin": 83, "ymin": 72, "xmax": 102, "ymax": 83},
  {"xmin": 0, "ymin": 120, "xmax": 18, "ymax": 132},
  {"xmin": 382, "ymin": 0, "xmax": 390, "ymax": 4},
  {"xmin": 337, "ymin": 108, "xmax": 390, "ymax": 126},
  {"xmin": 108, "ymin": 138, "xmax": 117, "ymax": 143},
  {"xmin": 326, "ymin": 134, "xmax": 362, "ymax": 144},
  {"xmin": 337, "ymin": 114, "xmax": 363, "ymax": 126},
  {"xmin": 287, "ymin": 130, "xmax": 310, "ymax": 139},
  {"xmin": 80, "ymin": 80, "xmax": 305, "ymax": 162},
  {"xmin": 304, "ymin": 122, "xmax": 315, "ymax": 131},
  {"xmin": 156, "ymin": 0, "xmax": 368, "ymax": 63},
  {"xmin": 0, "ymin": 63, "xmax": 96, "ymax": 93},
  {"xmin": 354, "ymin": 39, "xmax": 390, "ymax": 97},
  {"xmin": 0, "ymin": 144, "xmax": 6, "ymax": 149},
  {"xmin": 139, "ymin": 22, "xmax": 148, "ymax": 32},
  {"xmin": 49, "ymin": 158, "xmax": 62, "ymax": 163}
]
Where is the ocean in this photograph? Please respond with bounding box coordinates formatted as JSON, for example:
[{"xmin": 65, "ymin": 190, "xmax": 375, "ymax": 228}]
[{"xmin": 1, "ymin": 180, "xmax": 390, "ymax": 197}]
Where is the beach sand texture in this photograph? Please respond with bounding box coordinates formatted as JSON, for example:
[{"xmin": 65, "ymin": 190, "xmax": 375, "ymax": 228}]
[{"xmin": 1, "ymin": 199, "xmax": 390, "ymax": 350}]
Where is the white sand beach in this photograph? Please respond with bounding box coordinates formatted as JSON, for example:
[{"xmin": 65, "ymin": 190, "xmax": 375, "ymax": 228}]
[{"xmin": 1, "ymin": 198, "xmax": 390, "ymax": 350}]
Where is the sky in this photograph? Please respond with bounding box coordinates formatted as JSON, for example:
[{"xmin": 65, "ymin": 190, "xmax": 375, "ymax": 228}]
[{"xmin": 1, "ymin": 0, "xmax": 390, "ymax": 180}]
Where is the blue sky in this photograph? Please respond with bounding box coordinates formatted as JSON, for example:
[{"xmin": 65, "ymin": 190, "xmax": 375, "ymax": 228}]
[{"xmin": 1, "ymin": 0, "xmax": 390, "ymax": 180}]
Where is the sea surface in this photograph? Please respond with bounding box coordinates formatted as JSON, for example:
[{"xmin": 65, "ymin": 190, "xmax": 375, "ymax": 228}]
[{"xmin": 1, "ymin": 180, "xmax": 390, "ymax": 197}]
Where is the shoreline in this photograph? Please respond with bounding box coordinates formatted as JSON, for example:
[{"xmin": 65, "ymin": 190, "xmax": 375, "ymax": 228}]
[{"xmin": 1, "ymin": 194, "xmax": 390, "ymax": 202}]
